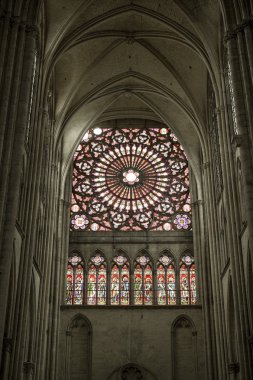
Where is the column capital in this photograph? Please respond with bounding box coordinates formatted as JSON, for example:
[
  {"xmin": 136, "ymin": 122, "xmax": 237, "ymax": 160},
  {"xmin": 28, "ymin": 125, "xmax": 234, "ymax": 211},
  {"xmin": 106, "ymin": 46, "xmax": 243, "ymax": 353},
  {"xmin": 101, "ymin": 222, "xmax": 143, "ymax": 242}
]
[
  {"xmin": 224, "ymin": 18, "xmax": 253, "ymax": 42},
  {"xmin": 238, "ymin": 19, "xmax": 253, "ymax": 31},
  {"xmin": 227, "ymin": 362, "xmax": 240, "ymax": 374},
  {"xmin": 201, "ymin": 162, "xmax": 210, "ymax": 171},
  {"xmin": 215, "ymin": 105, "xmax": 225, "ymax": 115},
  {"xmin": 39, "ymin": 107, "xmax": 49, "ymax": 117},
  {"xmin": 3, "ymin": 337, "xmax": 13, "ymax": 353},
  {"xmin": 25, "ymin": 24, "xmax": 39, "ymax": 36},
  {"xmin": 224, "ymin": 31, "xmax": 237, "ymax": 43},
  {"xmin": 61, "ymin": 199, "xmax": 71, "ymax": 207},
  {"xmin": 191, "ymin": 200, "xmax": 204, "ymax": 208},
  {"xmin": 231, "ymin": 133, "xmax": 248, "ymax": 148},
  {"xmin": 23, "ymin": 362, "xmax": 35, "ymax": 374},
  {"xmin": 248, "ymin": 334, "xmax": 253, "ymax": 349}
]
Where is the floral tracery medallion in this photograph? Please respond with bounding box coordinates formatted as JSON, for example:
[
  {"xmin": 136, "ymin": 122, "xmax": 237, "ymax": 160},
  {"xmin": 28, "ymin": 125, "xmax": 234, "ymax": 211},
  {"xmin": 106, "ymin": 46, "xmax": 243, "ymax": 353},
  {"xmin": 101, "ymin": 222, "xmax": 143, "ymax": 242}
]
[{"xmin": 70, "ymin": 126, "xmax": 191, "ymax": 231}]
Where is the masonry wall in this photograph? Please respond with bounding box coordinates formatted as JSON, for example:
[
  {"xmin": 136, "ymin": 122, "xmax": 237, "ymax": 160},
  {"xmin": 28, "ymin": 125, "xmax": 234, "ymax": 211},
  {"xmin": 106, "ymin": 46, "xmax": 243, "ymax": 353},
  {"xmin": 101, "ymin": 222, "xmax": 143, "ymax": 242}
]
[{"xmin": 57, "ymin": 232, "xmax": 206, "ymax": 380}]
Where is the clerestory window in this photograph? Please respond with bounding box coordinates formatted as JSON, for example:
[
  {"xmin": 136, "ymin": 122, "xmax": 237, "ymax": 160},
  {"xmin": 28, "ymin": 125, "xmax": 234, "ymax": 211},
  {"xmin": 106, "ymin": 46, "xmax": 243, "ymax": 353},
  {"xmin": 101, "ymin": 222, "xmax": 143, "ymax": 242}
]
[{"xmin": 65, "ymin": 252, "xmax": 197, "ymax": 306}]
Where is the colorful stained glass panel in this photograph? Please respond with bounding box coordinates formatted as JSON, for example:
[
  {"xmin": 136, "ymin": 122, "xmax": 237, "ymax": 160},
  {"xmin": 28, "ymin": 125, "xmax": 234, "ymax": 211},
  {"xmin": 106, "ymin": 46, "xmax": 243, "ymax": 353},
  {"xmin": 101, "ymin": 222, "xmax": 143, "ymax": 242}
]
[
  {"xmin": 98, "ymin": 264, "xmax": 107, "ymax": 305},
  {"xmin": 66, "ymin": 264, "xmax": 74, "ymax": 305},
  {"xmin": 134, "ymin": 264, "xmax": 143, "ymax": 305},
  {"xmin": 87, "ymin": 265, "xmax": 96, "ymax": 305},
  {"xmin": 74, "ymin": 264, "xmax": 84, "ymax": 305},
  {"xmin": 157, "ymin": 264, "xmax": 166, "ymax": 305},
  {"xmin": 167, "ymin": 264, "xmax": 176, "ymax": 305},
  {"xmin": 180, "ymin": 264, "xmax": 189, "ymax": 305},
  {"xmin": 70, "ymin": 126, "xmax": 191, "ymax": 231},
  {"xmin": 111, "ymin": 264, "xmax": 120, "ymax": 305},
  {"xmin": 144, "ymin": 264, "xmax": 153, "ymax": 305},
  {"xmin": 121, "ymin": 264, "xmax": 130, "ymax": 305},
  {"xmin": 190, "ymin": 264, "xmax": 197, "ymax": 304}
]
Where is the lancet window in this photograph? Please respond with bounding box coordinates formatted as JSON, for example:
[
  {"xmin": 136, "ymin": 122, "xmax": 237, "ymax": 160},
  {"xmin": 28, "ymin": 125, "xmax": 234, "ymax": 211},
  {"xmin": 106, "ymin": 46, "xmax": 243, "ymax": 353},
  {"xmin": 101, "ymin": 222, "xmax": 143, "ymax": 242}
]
[
  {"xmin": 180, "ymin": 254, "xmax": 197, "ymax": 305},
  {"xmin": 65, "ymin": 252, "xmax": 197, "ymax": 306},
  {"xmin": 110, "ymin": 254, "xmax": 130, "ymax": 305},
  {"xmin": 134, "ymin": 255, "xmax": 153, "ymax": 305},
  {"xmin": 157, "ymin": 254, "xmax": 176, "ymax": 305},
  {"xmin": 66, "ymin": 255, "xmax": 84, "ymax": 305},
  {"xmin": 87, "ymin": 253, "xmax": 107, "ymax": 305}
]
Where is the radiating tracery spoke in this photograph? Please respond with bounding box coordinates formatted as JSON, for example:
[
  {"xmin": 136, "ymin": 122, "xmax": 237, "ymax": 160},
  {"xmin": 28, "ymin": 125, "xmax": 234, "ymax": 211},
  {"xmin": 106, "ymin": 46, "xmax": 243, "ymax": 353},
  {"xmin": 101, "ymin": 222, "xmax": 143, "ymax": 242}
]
[{"xmin": 70, "ymin": 126, "xmax": 192, "ymax": 231}]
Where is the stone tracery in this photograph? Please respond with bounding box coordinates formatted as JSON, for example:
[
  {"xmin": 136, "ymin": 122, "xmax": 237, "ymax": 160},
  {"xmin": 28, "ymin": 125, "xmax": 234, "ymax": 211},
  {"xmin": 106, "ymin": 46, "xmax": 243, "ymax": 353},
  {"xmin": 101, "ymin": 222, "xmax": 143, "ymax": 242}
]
[{"xmin": 70, "ymin": 126, "xmax": 191, "ymax": 231}]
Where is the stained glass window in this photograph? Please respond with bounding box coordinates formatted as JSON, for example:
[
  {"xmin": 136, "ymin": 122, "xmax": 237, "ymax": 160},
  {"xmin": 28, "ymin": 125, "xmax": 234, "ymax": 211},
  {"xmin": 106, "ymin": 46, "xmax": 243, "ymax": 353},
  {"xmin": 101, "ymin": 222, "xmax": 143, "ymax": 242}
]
[
  {"xmin": 65, "ymin": 251, "xmax": 197, "ymax": 306},
  {"xmin": 180, "ymin": 254, "xmax": 197, "ymax": 305},
  {"xmin": 157, "ymin": 254, "xmax": 176, "ymax": 305},
  {"xmin": 110, "ymin": 254, "xmax": 130, "ymax": 305},
  {"xmin": 70, "ymin": 126, "xmax": 191, "ymax": 231},
  {"xmin": 134, "ymin": 255, "xmax": 153, "ymax": 305},
  {"xmin": 66, "ymin": 255, "xmax": 84, "ymax": 305},
  {"xmin": 87, "ymin": 253, "xmax": 107, "ymax": 305}
]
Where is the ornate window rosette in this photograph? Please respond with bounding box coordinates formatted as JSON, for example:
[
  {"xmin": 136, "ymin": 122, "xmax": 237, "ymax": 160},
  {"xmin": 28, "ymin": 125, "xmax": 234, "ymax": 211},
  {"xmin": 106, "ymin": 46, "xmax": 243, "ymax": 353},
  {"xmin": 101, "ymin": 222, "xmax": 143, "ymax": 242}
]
[{"xmin": 70, "ymin": 126, "xmax": 191, "ymax": 231}]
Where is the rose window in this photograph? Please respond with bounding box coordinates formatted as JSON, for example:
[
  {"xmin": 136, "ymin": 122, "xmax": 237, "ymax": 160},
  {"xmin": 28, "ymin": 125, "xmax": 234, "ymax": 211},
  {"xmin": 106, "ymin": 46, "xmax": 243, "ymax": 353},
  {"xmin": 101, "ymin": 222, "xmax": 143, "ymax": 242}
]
[{"xmin": 70, "ymin": 126, "xmax": 191, "ymax": 231}]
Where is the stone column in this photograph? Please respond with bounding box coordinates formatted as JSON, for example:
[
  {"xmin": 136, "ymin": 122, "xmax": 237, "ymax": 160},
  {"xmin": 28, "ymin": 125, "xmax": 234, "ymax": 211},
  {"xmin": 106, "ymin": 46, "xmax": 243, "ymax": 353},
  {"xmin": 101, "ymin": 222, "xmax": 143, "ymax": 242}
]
[
  {"xmin": 225, "ymin": 31, "xmax": 253, "ymax": 379},
  {"xmin": 225, "ymin": 31, "xmax": 253, "ymax": 249},
  {"xmin": 242, "ymin": 20, "xmax": 253, "ymax": 87},
  {"xmin": 0, "ymin": 338, "xmax": 13, "ymax": 380},
  {"xmin": 191, "ymin": 189, "xmax": 219, "ymax": 380},
  {"xmin": 0, "ymin": 22, "xmax": 38, "ymax": 369}
]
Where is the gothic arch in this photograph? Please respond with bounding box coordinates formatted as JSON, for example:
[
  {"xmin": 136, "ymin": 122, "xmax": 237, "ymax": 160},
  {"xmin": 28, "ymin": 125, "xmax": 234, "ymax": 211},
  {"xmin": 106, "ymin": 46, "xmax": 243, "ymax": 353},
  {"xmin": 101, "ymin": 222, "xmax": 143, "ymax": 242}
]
[
  {"xmin": 65, "ymin": 314, "xmax": 92, "ymax": 380},
  {"xmin": 158, "ymin": 249, "xmax": 176, "ymax": 261},
  {"xmin": 107, "ymin": 361, "xmax": 158, "ymax": 380},
  {"xmin": 171, "ymin": 315, "xmax": 198, "ymax": 380}
]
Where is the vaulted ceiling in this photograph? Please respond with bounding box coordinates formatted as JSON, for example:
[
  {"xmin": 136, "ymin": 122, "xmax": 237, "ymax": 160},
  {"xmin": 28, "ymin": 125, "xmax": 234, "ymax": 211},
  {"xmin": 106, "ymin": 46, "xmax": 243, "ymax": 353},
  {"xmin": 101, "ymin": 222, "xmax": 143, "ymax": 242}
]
[{"xmin": 43, "ymin": 0, "xmax": 222, "ymax": 180}]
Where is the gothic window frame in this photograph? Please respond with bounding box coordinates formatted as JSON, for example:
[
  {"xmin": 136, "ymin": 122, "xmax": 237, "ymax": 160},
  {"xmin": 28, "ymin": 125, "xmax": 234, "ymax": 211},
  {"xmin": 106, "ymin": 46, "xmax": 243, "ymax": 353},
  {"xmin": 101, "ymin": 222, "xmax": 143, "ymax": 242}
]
[
  {"xmin": 110, "ymin": 250, "xmax": 130, "ymax": 306},
  {"xmin": 87, "ymin": 250, "xmax": 107, "ymax": 306},
  {"xmin": 171, "ymin": 315, "xmax": 198, "ymax": 379},
  {"xmin": 66, "ymin": 314, "xmax": 92, "ymax": 380},
  {"xmin": 70, "ymin": 125, "xmax": 192, "ymax": 232},
  {"xmin": 66, "ymin": 252, "xmax": 85, "ymax": 305},
  {"xmin": 133, "ymin": 251, "xmax": 154, "ymax": 305},
  {"xmin": 156, "ymin": 250, "xmax": 176, "ymax": 305},
  {"xmin": 65, "ymin": 250, "xmax": 198, "ymax": 307},
  {"xmin": 179, "ymin": 252, "xmax": 197, "ymax": 305}
]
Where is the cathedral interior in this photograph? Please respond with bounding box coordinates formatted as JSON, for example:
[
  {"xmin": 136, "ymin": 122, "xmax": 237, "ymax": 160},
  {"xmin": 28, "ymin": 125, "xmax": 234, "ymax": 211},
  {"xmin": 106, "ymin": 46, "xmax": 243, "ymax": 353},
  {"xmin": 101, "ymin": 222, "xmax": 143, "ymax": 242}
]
[{"xmin": 0, "ymin": 0, "xmax": 253, "ymax": 379}]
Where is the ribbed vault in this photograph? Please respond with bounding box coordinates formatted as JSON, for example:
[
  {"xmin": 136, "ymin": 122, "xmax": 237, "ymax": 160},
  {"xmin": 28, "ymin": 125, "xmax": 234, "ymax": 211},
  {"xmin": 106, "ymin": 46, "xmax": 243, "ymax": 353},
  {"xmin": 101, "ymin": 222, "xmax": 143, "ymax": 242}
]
[{"xmin": 43, "ymin": 0, "xmax": 222, "ymax": 184}]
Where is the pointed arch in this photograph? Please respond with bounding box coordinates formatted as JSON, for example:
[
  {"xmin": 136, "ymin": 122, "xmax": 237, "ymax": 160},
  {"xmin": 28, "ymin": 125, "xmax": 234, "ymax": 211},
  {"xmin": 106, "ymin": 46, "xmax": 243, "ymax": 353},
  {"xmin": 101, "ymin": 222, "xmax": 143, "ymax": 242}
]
[
  {"xmin": 157, "ymin": 251, "xmax": 176, "ymax": 305},
  {"xmin": 111, "ymin": 251, "xmax": 130, "ymax": 305},
  {"xmin": 66, "ymin": 252, "xmax": 85, "ymax": 305},
  {"xmin": 66, "ymin": 314, "xmax": 92, "ymax": 380},
  {"xmin": 172, "ymin": 315, "xmax": 198, "ymax": 380},
  {"xmin": 179, "ymin": 252, "xmax": 197, "ymax": 305},
  {"xmin": 87, "ymin": 251, "xmax": 107, "ymax": 305},
  {"xmin": 134, "ymin": 251, "xmax": 153, "ymax": 305}
]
